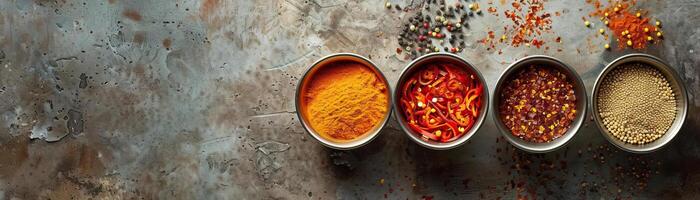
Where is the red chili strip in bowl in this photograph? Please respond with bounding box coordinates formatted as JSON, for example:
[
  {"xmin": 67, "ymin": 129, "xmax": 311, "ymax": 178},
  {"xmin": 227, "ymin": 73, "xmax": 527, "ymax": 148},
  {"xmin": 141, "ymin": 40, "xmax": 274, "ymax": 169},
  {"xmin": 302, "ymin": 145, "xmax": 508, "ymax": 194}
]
[{"xmin": 400, "ymin": 63, "xmax": 483, "ymax": 142}]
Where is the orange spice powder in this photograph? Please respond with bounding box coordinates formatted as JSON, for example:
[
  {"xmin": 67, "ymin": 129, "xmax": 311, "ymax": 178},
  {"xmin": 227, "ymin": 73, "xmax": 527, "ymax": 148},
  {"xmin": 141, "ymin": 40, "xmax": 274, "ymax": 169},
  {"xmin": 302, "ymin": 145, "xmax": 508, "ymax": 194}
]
[
  {"xmin": 302, "ymin": 61, "xmax": 389, "ymax": 141},
  {"xmin": 588, "ymin": 0, "xmax": 663, "ymax": 49}
]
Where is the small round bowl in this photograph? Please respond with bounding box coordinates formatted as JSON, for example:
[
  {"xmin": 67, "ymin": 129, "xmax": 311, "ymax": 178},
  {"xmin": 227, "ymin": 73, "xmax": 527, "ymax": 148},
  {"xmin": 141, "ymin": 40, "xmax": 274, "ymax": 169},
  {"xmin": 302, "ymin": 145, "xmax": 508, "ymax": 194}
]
[
  {"xmin": 392, "ymin": 53, "xmax": 489, "ymax": 150},
  {"xmin": 492, "ymin": 55, "xmax": 587, "ymax": 153},
  {"xmin": 295, "ymin": 53, "xmax": 392, "ymax": 150},
  {"xmin": 591, "ymin": 53, "xmax": 688, "ymax": 153}
]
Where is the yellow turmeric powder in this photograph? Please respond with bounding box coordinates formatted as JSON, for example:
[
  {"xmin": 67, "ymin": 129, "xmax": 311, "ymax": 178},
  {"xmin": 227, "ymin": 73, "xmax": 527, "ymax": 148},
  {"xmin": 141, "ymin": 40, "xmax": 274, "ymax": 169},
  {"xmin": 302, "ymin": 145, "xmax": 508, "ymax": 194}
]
[{"xmin": 303, "ymin": 61, "xmax": 389, "ymax": 141}]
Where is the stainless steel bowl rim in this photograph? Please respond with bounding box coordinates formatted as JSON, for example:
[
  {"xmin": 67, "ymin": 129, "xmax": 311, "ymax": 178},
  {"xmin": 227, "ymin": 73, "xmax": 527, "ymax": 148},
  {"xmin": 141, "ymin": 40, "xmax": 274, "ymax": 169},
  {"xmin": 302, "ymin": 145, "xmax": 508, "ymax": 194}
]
[
  {"xmin": 295, "ymin": 53, "xmax": 392, "ymax": 150},
  {"xmin": 591, "ymin": 53, "xmax": 689, "ymax": 153},
  {"xmin": 392, "ymin": 53, "xmax": 489, "ymax": 150},
  {"xmin": 492, "ymin": 55, "xmax": 588, "ymax": 153}
]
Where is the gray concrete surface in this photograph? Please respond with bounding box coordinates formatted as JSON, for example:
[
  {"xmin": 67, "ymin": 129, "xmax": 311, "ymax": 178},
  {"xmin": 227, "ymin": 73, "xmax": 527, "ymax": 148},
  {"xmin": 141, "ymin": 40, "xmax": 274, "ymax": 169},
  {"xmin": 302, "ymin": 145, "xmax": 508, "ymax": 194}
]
[{"xmin": 0, "ymin": 0, "xmax": 699, "ymax": 199}]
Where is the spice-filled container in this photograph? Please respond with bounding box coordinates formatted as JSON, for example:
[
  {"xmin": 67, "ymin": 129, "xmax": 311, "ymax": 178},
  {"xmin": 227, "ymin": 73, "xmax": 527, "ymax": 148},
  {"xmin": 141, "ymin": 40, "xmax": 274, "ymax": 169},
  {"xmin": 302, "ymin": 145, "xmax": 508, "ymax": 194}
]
[
  {"xmin": 592, "ymin": 53, "xmax": 688, "ymax": 153},
  {"xmin": 296, "ymin": 53, "xmax": 392, "ymax": 150},
  {"xmin": 493, "ymin": 55, "xmax": 587, "ymax": 153},
  {"xmin": 393, "ymin": 53, "xmax": 488, "ymax": 150}
]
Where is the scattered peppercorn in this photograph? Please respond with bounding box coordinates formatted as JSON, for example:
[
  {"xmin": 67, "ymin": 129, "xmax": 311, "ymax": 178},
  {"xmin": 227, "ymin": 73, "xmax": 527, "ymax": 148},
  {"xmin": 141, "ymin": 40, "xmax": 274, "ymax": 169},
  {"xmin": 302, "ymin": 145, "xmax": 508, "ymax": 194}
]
[{"xmin": 394, "ymin": 0, "xmax": 475, "ymax": 60}]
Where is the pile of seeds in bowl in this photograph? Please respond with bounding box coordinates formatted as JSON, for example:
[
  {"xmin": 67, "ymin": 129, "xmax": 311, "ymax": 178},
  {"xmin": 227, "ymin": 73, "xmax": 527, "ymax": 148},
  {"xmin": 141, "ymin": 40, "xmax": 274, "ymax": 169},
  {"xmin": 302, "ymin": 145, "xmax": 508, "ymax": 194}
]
[
  {"xmin": 394, "ymin": 0, "xmax": 483, "ymax": 60},
  {"xmin": 597, "ymin": 63, "xmax": 677, "ymax": 144}
]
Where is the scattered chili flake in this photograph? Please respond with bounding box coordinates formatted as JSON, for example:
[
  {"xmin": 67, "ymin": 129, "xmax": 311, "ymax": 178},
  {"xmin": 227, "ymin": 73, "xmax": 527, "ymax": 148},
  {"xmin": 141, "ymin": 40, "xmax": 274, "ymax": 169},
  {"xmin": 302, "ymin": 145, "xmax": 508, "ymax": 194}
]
[
  {"xmin": 488, "ymin": 6, "xmax": 498, "ymax": 13},
  {"xmin": 482, "ymin": 0, "xmax": 554, "ymax": 49},
  {"xmin": 399, "ymin": 62, "xmax": 484, "ymax": 142},
  {"xmin": 498, "ymin": 65, "xmax": 577, "ymax": 143},
  {"xmin": 587, "ymin": 0, "xmax": 663, "ymax": 50}
]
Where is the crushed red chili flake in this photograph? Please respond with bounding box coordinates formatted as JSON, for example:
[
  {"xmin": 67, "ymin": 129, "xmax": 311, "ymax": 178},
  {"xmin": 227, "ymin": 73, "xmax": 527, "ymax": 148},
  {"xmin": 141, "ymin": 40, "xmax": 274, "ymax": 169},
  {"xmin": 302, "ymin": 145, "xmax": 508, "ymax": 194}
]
[
  {"xmin": 498, "ymin": 65, "xmax": 577, "ymax": 143},
  {"xmin": 488, "ymin": 6, "xmax": 498, "ymax": 13},
  {"xmin": 587, "ymin": 0, "xmax": 663, "ymax": 50},
  {"xmin": 481, "ymin": 0, "xmax": 554, "ymax": 49}
]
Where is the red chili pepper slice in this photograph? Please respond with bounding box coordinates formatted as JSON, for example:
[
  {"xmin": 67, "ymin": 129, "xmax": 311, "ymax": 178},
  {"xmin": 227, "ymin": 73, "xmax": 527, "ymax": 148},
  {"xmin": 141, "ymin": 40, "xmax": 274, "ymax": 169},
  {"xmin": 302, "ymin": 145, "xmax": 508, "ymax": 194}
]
[
  {"xmin": 419, "ymin": 65, "xmax": 438, "ymax": 85},
  {"xmin": 443, "ymin": 122, "xmax": 460, "ymax": 142},
  {"xmin": 403, "ymin": 78, "xmax": 416, "ymax": 100},
  {"xmin": 409, "ymin": 123, "xmax": 439, "ymax": 141},
  {"xmin": 444, "ymin": 91, "xmax": 455, "ymax": 99},
  {"xmin": 447, "ymin": 79, "xmax": 463, "ymax": 91},
  {"xmin": 448, "ymin": 102, "xmax": 470, "ymax": 127},
  {"xmin": 430, "ymin": 76, "xmax": 446, "ymax": 88}
]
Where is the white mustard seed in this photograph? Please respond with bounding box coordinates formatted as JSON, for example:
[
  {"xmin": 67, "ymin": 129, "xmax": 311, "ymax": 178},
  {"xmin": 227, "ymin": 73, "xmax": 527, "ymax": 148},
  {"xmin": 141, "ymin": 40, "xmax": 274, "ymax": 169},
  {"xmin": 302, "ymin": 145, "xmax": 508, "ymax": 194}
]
[{"xmin": 596, "ymin": 63, "xmax": 676, "ymax": 144}]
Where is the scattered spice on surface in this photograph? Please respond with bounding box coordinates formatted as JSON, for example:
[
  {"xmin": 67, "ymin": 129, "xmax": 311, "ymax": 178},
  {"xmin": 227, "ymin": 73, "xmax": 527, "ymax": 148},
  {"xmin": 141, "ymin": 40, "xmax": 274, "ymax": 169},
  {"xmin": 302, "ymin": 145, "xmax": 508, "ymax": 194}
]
[
  {"xmin": 587, "ymin": 0, "xmax": 663, "ymax": 50},
  {"xmin": 399, "ymin": 62, "xmax": 483, "ymax": 142},
  {"xmin": 596, "ymin": 63, "xmax": 676, "ymax": 144},
  {"xmin": 499, "ymin": 66, "xmax": 577, "ymax": 143},
  {"xmin": 394, "ymin": 0, "xmax": 482, "ymax": 60},
  {"xmin": 302, "ymin": 61, "xmax": 389, "ymax": 141},
  {"xmin": 481, "ymin": 0, "xmax": 554, "ymax": 50},
  {"xmin": 490, "ymin": 137, "xmax": 663, "ymax": 199}
]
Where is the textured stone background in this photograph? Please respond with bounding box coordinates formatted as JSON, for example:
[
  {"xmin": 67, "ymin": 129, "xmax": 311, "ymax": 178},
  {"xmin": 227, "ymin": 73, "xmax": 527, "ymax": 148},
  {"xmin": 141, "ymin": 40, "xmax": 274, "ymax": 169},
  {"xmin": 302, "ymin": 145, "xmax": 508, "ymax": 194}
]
[{"xmin": 0, "ymin": 0, "xmax": 699, "ymax": 199}]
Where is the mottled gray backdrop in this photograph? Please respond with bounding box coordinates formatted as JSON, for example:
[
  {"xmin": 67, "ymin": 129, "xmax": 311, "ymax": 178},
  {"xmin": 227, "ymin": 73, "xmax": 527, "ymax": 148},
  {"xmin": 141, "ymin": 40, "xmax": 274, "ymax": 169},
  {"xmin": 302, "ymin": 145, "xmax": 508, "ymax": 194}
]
[{"xmin": 0, "ymin": 0, "xmax": 699, "ymax": 199}]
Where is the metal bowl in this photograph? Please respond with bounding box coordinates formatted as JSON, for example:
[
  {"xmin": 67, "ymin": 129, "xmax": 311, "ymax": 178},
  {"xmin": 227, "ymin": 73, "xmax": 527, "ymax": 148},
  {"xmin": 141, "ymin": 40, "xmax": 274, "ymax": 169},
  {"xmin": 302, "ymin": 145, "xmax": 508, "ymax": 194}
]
[
  {"xmin": 492, "ymin": 55, "xmax": 587, "ymax": 153},
  {"xmin": 591, "ymin": 53, "xmax": 688, "ymax": 153},
  {"xmin": 392, "ymin": 53, "xmax": 489, "ymax": 150},
  {"xmin": 295, "ymin": 53, "xmax": 392, "ymax": 150}
]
